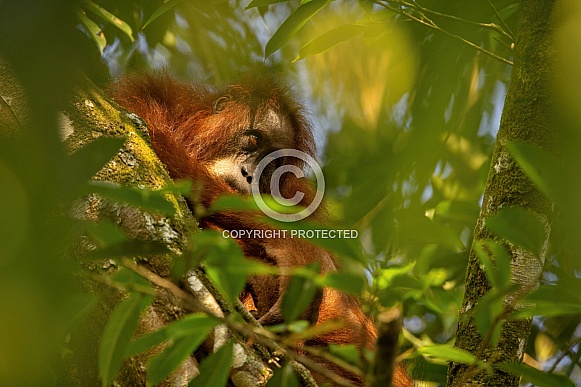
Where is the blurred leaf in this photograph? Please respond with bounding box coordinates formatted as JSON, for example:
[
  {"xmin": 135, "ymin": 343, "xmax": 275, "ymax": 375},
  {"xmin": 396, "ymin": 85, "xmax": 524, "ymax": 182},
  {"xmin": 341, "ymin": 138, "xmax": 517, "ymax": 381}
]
[
  {"xmin": 433, "ymin": 200, "xmax": 480, "ymax": 224},
  {"xmin": 188, "ymin": 342, "xmax": 233, "ymax": 387},
  {"xmin": 77, "ymin": 9, "xmax": 106, "ymax": 53},
  {"xmin": 474, "ymin": 240, "xmax": 511, "ymax": 289},
  {"xmin": 99, "ymin": 294, "xmax": 153, "ymax": 387},
  {"xmin": 294, "ymin": 24, "xmax": 365, "ymax": 62},
  {"xmin": 418, "ymin": 344, "xmax": 479, "ymax": 365},
  {"xmin": 265, "ymin": 0, "xmax": 330, "ymax": 58},
  {"xmin": 142, "ymin": 0, "xmax": 183, "ymax": 30},
  {"xmin": 320, "ymin": 272, "xmax": 365, "ymax": 295},
  {"xmin": 81, "ymin": 1, "xmax": 134, "ymax": 42},
  {"xmin": 512, "ymin": 285, "xmax": 581, "ymax": 319},
  {"xmin": 266, "ymin": 219, "xmax": 367, "ymax": 264},
  {"xmin": 85, "ymin": 220, "xmax": 127, "ymax": 249},
  {"xmin": 204, "ymin": 263, "xmax": 248, "ymax": 304},
  {"xmin": 507, "ymin": 141, "xmax": 562, "ymax": 203},
  {"xmin": 282, "ymin": 270, "xmax": 319, "ymax": 322},
  {"xmin": 395, "ymin": 210, "xmax": 464, "ymax": 251},
  {"xmin": 265, "ymin": 363, "xmax": 300, "ymax": 387},
  {"xmin": 147, "ymin": 315, "xmax": 220, "ymax": 386},
  {"xmin": 497, "ymin": 362, "xmax": 575, "ymax": 387},
  {"xmin": 328, "ymin": 344, "xmax": 360, "ymax": 366},
  {"xmin": 486, "ymin": 207, "xmax": 546, "ymax": 256},
  {"xmin": 127, "ymin": 314, "xmax": 218, "ymax": 358},
  {"xmin": 85, "ymin": 181, "xmax": 177, "ymax": 215},
  {"xmin": 246, "ymin": 0, "xmax": 290, "ymax": 9},
  {"xmin": 70, "ymin": 137, "xmax": 125, "ymax": 187},
  {"xmin": 474, "ymin": 289, "xmax": 505, "ymax": 345},
  {"xmin": 376, "ymin": 263, "xmax": 415, "ymax": 288},
  {"xmin": 358, "ymin": 0, "xmax": 374, "ymax": 14}
]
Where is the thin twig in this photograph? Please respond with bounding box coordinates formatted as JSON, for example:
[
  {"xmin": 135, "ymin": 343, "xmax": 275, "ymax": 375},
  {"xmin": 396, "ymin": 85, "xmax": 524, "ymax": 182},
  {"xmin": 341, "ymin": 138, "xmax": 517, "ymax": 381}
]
[
  {"xmin": 486, "ymin": 0, "xmax": 515, "ymax": 40},
  {"xmin": 374, "ymin": 1, "xmax": 513, "ymax": 66},
  {"xmin": 397, "ymin": 0, "xmax": 514, "ymax": 41}
]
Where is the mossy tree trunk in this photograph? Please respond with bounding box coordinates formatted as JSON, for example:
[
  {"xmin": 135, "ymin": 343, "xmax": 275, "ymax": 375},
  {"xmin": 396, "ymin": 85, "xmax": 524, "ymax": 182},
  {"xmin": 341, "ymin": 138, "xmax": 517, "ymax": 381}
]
[{"xmin": 447, "ymin": 1, "xmax": 556, "ymax": 386}]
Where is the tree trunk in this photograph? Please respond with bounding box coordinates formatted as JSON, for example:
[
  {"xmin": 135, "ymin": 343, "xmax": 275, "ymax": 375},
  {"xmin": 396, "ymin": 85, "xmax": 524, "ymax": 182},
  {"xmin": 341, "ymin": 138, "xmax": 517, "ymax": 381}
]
[{"xmin": 447, "ymin": 1, "xmax": 556, "ymax": 386}]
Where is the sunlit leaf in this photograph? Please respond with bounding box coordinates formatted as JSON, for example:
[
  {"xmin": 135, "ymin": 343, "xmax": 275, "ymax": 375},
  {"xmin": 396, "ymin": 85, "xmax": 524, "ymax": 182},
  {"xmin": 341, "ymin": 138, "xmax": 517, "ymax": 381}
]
[
  {"xmin": 99, "ymin": 294, "xmax": 153, "ymax": 387},
  {"xmin": 245, "ymin": 0, "xmax": 290, "ymax": 9},
  {"xmin": 81, "ymin": 1, "xmax": 134, "ymax": 41},
  {"xmin": 188, "ymin": 342, "xmax": 233, "ymax": 387},
  {"xmin": 264, "ymin": 0, "xmax": 330, "ymax": 58},
  {"xmin": 418, "ymin": 344, "xmax": 479, "ymax": 365},
  {"xmin": 77, "ymin": 10, "xmax": 106, "ymax": 54},
  {"xmin": 294, "ymin": 24, "xmax": 366, "ymax": 62},
  {"xmin": 485, "ymin": 207, "xmax": 546, "ymax": 256}
]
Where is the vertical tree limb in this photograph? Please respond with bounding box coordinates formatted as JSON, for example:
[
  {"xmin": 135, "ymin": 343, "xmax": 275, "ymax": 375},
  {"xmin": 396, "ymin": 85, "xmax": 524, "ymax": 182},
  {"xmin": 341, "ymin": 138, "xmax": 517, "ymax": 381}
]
[{"xmin": 447, "ymin": 1, "xmax": 556, "ymax": 386}]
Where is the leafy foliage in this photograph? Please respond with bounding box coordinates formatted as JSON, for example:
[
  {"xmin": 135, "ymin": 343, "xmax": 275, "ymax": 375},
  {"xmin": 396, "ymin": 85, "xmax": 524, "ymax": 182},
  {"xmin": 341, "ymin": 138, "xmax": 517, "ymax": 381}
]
[{"xmin": 2, "ymin": 0, "xmax": 581, "ymax": 386}]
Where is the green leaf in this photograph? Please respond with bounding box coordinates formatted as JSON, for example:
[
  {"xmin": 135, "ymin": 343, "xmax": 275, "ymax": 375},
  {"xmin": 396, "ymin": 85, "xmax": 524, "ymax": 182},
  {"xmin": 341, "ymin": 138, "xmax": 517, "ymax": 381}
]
[
  {"xmin": 77, "ymin": 9, "xmax": 107, "ymax": 53},
  {"xmin": 395, "ymin": 210, "xmax": 464, "ymax": 251},
  {"xmin": 245, "ymin": 0, "xmax": 290, "ymax": 9},
  {"xmin": 85, "ymin": 220, "xmax": 127, "ymax": 249},
  {"xmin": 70, "ymin": 137, "xmax": 125, "ymax": 187},
  {"xmin": 320, "ymin": 272, "xmax": 365, "ymax": 295},
  {"xmin": 142, "ymin": 0, "xmax": 183, "ymax": 30},
  {"xmin": 433, "ymin": 200, "xmax": 480, "ymax": 224},
  {"xmin": 328, "ymin": 344, "xmax": 360, "ymax": 366},
  {"xmin": 474, "ymin": 240, "xmax": 511, "ymax": 289},
  {"xmin": 486, "ymin": 207, "xmax": 546, "ymax": 256},
  {"xmin": 507, "ymin": 141, "xmax": 562, "ymax": 203},
  {"xmin": 293, "ymin": 24, "xmax": 366, "ymax": 62},
  {"xmin": 264, "ymin": 0, "xmax": 330, "ymax": 58},
  {"xmin": 188, "ymin": 342, "xmax": 234, "ymax": 387},
  {"xmin": 497, "ymin": 362, "xmax": 575, "ymax": 387},
  {"xmin": 99, "ymin": 294, "xmax": 153, "ymax": 387},
  {"xmin": 265, "ymin": 363, "xmax": 300, "ymax": 387},
  {"xmin": 147, "ymin": 315, "xmax": 219, "ymax": 386},
  {"xmin": 474, "ymin": 289, "xmax": 505, "ymax": 345},
  {"xmin": 127, "ymin": 314, "xmax": 218, "ymax": 358},
  {"xmin": 512, "ymin": 285, "xmax": 581, "ymax": 319},
  {"xmin": 81, "ymin": 1, "xmax": 134, "ymax": 42},
  {"xmin": 418, "ymin": 344, "xmax": 478, "ymax": 365},
  {"xmin": 282, "ymin": 272, "xmax": 319, "ymax": 322}
]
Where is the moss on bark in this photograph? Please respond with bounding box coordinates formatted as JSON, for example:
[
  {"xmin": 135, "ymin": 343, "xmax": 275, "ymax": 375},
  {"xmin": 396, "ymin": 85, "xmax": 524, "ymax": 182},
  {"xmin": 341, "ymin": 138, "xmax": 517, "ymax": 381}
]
[{"xmin": 447, "ymin": 1, "xmax": 556, "ymax": 386}]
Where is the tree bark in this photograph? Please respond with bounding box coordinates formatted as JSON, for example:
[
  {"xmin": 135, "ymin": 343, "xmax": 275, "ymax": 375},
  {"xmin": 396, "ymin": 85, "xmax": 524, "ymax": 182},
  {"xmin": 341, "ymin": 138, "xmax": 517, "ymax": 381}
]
[
  {"xmin": 447, "ymin": 1, "xmax": 556, "ymax": 386},
  {"xmin": 62, "ymin": 78, "xmax": 274, "ymax": 387}
]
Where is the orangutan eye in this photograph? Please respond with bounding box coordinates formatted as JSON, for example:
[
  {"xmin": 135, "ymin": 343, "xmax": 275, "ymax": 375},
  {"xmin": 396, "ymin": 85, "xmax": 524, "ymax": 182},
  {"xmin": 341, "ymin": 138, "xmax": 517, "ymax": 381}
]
[
  {"xmin": 212, "ymin": 95, "xmax": 231, "ymax": 113},
  {"xmin": 246, "ymin": 131, "xmax": 262, "ymax": 151}
]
